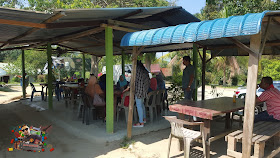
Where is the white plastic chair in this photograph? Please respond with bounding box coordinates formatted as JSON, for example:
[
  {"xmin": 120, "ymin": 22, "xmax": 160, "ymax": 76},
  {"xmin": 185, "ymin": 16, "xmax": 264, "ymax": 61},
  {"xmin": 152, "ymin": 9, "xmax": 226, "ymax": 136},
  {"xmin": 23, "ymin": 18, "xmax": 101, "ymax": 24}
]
[
  {"xmin": 145, "ymin": 91, "xmax": 158, "ymax": 122},
  {"xmin": 163, "ymin": 116, "xmax": 206, "ymax": 158}
]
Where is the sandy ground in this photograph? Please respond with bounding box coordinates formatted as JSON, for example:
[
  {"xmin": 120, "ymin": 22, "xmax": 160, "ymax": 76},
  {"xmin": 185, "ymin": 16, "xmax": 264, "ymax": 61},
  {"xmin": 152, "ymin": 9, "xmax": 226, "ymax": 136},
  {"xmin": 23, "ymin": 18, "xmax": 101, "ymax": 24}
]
[{"xmin": 0, "ymin": 85, "xmax": 278, "ymax": 158}]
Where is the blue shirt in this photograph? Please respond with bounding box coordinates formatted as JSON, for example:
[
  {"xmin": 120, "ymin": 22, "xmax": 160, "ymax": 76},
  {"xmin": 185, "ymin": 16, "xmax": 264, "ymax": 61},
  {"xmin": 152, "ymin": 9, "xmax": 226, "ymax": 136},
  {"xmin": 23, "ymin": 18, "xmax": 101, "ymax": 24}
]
[{"xmin": 182, "ymin": 65, "xmax": 195, "ymax": 89}]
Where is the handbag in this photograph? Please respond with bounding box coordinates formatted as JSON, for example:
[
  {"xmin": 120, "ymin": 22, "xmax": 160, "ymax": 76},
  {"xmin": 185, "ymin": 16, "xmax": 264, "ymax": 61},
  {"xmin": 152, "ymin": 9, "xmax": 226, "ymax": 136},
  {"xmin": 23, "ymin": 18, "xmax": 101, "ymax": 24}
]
[{"xmin": 93, "ymin": 94, "xmax": 105, "ymax": 106}]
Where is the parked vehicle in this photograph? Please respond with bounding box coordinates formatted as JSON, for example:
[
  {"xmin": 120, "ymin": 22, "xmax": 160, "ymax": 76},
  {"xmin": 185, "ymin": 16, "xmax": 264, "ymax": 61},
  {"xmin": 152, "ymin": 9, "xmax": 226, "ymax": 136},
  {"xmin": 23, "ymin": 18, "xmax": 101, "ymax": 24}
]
[{"xmin": 235, "ymin": 81, "xmax": 280, "ymax": 99}]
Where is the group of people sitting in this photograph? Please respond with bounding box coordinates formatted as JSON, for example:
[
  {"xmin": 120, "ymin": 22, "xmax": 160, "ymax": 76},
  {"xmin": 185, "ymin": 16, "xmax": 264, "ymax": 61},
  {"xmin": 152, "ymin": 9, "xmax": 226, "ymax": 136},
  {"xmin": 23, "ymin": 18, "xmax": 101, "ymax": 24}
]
[{"xmin": 84, "ymin": 60, "xmax": 166, "ymax": 126}]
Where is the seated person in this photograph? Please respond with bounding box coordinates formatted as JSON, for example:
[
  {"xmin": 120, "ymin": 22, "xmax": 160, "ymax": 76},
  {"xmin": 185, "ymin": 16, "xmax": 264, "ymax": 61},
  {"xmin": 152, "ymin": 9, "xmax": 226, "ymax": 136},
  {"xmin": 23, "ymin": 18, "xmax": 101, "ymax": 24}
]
[
  {"xmin": 116, "ymin": 74, "xmax": 129, "ymax": 91},
  {"xmin": 21, "ymin": 125, "xmax": 42, "ymax": 144},
  {"xmin": 85, "ymin": 74, "xmax": 104, "ymax": 100},
  {"xmin": 148, "ymin": 77, "xmax": 157, "ymax": 93},
  {"xmin": 99, "ymin": 74, "xmax": 106, "ymax": 92},
  {"xmin": 255, "ymin": 76, "xmax": 280, "ymax": 122}
]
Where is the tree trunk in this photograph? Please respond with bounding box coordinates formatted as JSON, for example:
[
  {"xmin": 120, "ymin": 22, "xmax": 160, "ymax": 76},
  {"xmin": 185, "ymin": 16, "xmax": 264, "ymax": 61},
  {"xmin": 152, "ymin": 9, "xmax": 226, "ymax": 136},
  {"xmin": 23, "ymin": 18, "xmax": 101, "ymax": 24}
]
[{"xmin": 91, "ymin": 55, "xmax": 99, "ymax": 76}]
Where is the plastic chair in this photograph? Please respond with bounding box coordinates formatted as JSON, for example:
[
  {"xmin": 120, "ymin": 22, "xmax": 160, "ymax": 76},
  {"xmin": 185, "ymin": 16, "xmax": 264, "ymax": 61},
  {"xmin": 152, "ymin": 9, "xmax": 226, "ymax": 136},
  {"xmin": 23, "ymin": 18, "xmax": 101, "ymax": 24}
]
[
  {"xmin": 30, "ymin": 83, "xmax": 44, "ymax": 101},
  {"xmin": 116, "ymin": 91, "xmax": 138, "ymax": 122},
  {"xmin": 145, "ymin": 91, "xmax": 158, "ymax": 122},
  {"xmin": 164, "ymin": 116, "xmax": 206, "ymax": 158},
  {"xmin": 156, "ymin": 89, "xmax": 165, "ymax": 115},
  {"xmin": 116, "ymin": 91, "xmax": 130, "ymax": 122}
]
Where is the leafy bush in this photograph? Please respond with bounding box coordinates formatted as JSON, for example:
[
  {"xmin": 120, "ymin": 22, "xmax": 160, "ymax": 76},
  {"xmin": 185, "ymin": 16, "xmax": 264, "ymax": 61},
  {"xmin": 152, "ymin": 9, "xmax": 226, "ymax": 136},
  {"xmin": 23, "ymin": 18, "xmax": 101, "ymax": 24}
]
[
  {"xmin": 37, "ymin": 75, "xmax": 46, "ymax": 82},
  {"xmin": 11, "ymin": 76, "xmax": 20, "ymax": 82},
  {"xmin": 231, "ymin": 75, "xmax": 238, "ymax": 86},
  {"xmin": 168, "ymin": 83, "xmax": 184, "ymax": 105}
]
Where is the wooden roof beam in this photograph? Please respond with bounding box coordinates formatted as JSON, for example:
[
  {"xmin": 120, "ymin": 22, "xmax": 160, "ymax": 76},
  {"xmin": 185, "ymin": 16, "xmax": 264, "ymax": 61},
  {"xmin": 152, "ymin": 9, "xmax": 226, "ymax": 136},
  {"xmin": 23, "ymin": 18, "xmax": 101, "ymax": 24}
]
[
  {"xmin": 46, "ymin": 20, "xmax": 105, "ymax": 29},
  {"xmin": 100, "ymin": 23, "xmax": 138, "ymax": 32},
  {"xmin": 107, "ymin": 19, "xmax": 153, "ymax": 30},
  {"xmin": 0, "ymin": 11, "xmax": 65, "ymax": 48},
  {"xmin": 24, "ymin": 27, "xmax": 105, "ymax": 50},
  {"xmin": 0, "ymin": 19, "xmax": 46, "ymax": 28},
  {"xmin": 115, "ymin": 9, "xmax": 143, "ymax": 20}
]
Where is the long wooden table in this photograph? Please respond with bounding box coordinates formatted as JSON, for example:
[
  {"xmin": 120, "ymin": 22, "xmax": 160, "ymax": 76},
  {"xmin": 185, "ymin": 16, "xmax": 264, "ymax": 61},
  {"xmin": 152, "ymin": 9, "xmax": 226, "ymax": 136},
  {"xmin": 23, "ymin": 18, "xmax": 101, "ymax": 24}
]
[{"xmin": 169, "ymin": 97, "xmax": 245, "ymax": 158}]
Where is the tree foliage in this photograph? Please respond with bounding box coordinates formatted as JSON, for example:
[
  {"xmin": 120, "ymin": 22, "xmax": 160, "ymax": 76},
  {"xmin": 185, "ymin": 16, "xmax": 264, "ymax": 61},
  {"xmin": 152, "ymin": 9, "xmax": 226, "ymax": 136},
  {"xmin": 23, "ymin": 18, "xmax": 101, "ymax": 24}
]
[{"xmin": 6, "ymin": 50, "xmax": 47, "ymax": 77}]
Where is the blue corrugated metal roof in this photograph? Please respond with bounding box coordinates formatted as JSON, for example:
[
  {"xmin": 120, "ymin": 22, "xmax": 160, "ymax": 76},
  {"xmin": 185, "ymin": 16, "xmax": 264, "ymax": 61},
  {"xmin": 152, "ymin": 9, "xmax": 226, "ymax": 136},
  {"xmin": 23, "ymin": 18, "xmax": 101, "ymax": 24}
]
[{"xmin": 121, "ymin": 11, "xmax": 267, "ymax": 46}]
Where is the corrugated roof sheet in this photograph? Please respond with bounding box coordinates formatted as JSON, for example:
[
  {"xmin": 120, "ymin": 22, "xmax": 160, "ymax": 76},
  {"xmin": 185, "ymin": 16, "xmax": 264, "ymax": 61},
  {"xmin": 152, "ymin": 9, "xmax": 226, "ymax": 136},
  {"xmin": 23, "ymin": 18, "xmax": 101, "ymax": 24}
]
[
  {"xmin": 121, "ymin": 10, "xmax": 280, "ymax": 56},
  {"xmin": 0, "ymin": 6, "xmax": 200, "ymax": 56},
  {"xmin": 121, "ymin": 12, "xmax": 267, "ymax": 46}
]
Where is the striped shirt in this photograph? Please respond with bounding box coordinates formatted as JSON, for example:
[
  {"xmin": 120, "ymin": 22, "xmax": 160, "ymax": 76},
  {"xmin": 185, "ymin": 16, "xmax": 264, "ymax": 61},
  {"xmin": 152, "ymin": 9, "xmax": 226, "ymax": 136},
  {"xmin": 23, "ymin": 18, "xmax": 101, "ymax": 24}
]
[{"xmin": 258, "ymin": 87, "xmax": 280, "ymax": 120}]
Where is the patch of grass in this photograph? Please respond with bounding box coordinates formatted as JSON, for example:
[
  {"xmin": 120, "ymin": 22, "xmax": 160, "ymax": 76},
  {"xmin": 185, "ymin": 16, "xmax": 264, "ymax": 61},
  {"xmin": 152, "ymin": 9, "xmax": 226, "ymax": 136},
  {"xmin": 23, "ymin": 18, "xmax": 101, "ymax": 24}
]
[
  {"xmin": 0, "ymin": 86, "xmax": 13, "ymax": 92},
  {"xmin": 120, "ymin": 136, "xmax": 135, "ymax": 149}
]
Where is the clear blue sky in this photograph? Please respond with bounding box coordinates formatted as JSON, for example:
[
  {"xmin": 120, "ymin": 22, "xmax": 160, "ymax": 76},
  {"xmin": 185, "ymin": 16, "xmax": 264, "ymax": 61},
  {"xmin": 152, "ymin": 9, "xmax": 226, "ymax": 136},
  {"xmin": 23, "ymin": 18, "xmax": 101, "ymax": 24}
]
[{"xmin": 176, "ymin": 0, "xmax": 206, "ymax": 14}]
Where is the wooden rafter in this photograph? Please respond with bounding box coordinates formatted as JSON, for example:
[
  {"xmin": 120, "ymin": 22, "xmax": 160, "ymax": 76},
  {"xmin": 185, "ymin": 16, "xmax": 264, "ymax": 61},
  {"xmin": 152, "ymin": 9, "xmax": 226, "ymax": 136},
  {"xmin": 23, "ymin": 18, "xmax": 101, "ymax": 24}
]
[
  {"xmin": 206, "ymin": 40, "xmax": 280, "ymax": 50},
  {"xmin": 0, "ymin": 11, "xmax": 65, "ymax": 48},
  {"xmin": 228, "ymin": 37, "xmax": 258, "ymax": 56},
  {"xmin": 100, "ymin": 23, "xmax": 138, "ymax": 32},
  {"xmin": 89, "ymin": 35, "xmax": 122, "ymax": 49},
  {"xmin": 0, "ymin": 19, "xmax": 46, "ymax": 28},
  {"xmin": 115, "ymin": 9, "xmax": 143, "ymax": 20},
  {"xmin": 25, "ymin": 27, "xmax": 105, "ymax": 49},
  {"xmin": 46, "ymin": 20, "xmax": 105, "ymax": 29},
  {"xmin": 206, "ymin": 49, "xmax": 224, "ymax": 63},
  {"xmin": 107, "ymin": 19, "xmax": 152, "ymax": 30}
]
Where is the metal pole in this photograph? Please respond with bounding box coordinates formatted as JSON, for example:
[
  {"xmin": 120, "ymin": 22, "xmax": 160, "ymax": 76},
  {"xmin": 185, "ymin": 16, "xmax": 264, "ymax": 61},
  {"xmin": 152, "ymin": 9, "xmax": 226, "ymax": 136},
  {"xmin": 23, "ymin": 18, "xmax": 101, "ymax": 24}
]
[
  {"xmin": 82, "ymin": 54, "xmax": 85, "ymax": 79},
  {"xmin": 21, "ymin": 50, "xmax": 26, "ymax": 99},
  {"xmin": 105, "ymin": 26, "xmax": 114, "ymax": 133},
  {"xmin": 47, "ymin": 43, "xmax": 53, "ymax": 110},
  {"xmin": 193, "ymin": 43, "xmax": 198, "ymax": 101},
  {"xmin": 122, "ymin": 50, "xmax": 125, "ymax": 75}
]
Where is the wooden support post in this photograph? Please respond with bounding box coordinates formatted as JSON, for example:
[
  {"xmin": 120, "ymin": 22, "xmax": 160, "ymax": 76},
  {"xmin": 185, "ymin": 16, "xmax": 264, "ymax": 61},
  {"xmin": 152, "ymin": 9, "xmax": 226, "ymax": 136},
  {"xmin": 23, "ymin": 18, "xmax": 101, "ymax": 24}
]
[
  {"xmin": 203, "ymin": 119, "xmax": 211, "ymax": 158},
  {"xmin": 127, "ymin": 46, "xmax": 138, "ymax": 139},
  {"xmin": 47, "ymin": 43, "xmax": 53, "ymax": 110},
  {"xmin": 122, "ymin": 50, "xmax": 125, "ymax": 76},
  {"xmin": 202, "ymin": 48, "xmax": 206, "ymax": 100},
  {"xmin": 242, "ymin": 33, "xmax": 261, "ymax": 158},
  {"xmin": 105, "ymin": 26, "xmax": 114, "ymax": 133},
  {"xmin": 82, "ymin": 54, "xmax": 85, "ymax": 79},
  {"xmin": 193, "ymin": 43, "xmax": 198, "ymax": 101},
  {"xmin": 21, "ymin": 50, "xmax": 26, "ymax": 99}
]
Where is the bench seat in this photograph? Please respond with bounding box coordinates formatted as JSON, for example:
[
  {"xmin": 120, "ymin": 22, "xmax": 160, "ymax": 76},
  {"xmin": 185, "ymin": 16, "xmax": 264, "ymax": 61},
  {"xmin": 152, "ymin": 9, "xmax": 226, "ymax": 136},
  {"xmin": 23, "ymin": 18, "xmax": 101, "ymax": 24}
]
[{"xmin": 225, "ymin": 121, "xmax": 280, "ymax": 158}]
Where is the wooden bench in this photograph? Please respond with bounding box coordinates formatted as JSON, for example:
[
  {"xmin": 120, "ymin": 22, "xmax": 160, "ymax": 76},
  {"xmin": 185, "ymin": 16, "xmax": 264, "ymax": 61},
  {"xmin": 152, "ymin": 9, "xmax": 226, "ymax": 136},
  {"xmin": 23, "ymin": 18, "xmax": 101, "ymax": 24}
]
[{"xmin": 225, "ymin": 121, "xmax": 280, "ymax": 158}]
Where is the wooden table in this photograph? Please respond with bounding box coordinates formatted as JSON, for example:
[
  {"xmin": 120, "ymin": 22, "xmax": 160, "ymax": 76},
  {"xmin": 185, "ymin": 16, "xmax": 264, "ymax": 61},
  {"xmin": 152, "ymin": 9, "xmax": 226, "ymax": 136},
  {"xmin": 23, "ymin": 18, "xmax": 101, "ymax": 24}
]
[{"xmin": 169, "ymin": 97, "xmax": 245, "ymax": 158}]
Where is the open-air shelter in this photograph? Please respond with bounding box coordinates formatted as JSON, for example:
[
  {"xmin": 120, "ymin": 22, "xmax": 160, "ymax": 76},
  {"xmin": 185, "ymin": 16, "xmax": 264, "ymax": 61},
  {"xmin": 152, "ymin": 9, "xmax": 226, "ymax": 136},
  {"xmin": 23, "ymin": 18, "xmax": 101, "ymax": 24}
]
[
  {"xmin": 121, "ymin": 10, "xmax": 280, "ymax": 157},
  {"xmin": 0, "ymin": 6, "xmax": 200, "ymax": 133}
]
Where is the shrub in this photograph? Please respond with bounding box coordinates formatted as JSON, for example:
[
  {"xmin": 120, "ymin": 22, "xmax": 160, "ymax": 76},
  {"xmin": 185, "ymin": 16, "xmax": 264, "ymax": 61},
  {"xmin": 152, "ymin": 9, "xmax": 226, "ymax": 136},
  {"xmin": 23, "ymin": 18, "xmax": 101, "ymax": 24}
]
[
  {"xmin": 231, "ymin": 75, "xmax": 238, "ymax": 86},
  {"xmin": 37, "ymin": 75, "xmax": 46, "ymax": 82}
]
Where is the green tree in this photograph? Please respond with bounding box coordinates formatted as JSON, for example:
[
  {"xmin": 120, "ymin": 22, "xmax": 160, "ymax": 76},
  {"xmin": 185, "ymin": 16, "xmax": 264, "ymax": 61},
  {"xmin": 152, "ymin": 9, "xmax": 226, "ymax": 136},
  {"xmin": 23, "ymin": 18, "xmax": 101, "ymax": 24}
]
[{"xmin": 6, "ymin": 50, "xmax": 47, "ymax": 77}]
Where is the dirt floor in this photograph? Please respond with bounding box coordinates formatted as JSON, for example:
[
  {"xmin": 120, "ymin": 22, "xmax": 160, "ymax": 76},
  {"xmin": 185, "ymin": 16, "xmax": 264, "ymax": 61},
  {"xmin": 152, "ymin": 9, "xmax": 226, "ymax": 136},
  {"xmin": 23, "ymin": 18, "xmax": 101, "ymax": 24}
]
[{"xmin": 0, "ymin": 85, "xmax": 278, "ymax": 158}]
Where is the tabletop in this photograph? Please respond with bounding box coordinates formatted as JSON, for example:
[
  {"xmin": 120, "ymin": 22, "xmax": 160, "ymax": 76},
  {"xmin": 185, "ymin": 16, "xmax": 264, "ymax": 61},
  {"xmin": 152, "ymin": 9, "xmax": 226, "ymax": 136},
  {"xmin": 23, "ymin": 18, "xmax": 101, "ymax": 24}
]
[{"xmin": 169, "ymin": 97, "xmax": 245, "ymax": 120}]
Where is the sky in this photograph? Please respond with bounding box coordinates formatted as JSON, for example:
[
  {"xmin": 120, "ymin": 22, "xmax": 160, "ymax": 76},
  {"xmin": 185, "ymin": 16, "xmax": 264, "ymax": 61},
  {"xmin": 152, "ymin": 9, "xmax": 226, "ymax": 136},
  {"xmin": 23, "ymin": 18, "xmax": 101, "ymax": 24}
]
[
  {"xmin": 156, "ymin": 0, "xmax": 206, "ymax": 59},
  {"xmin": 176, "ymin": 0, "xmax": 206, "ymax": 14}
]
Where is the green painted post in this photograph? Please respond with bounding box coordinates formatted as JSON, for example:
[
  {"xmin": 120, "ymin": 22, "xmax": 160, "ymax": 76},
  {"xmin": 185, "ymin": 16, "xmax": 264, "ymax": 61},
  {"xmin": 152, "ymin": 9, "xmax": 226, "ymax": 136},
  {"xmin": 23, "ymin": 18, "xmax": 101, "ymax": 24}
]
[
  {"xmin": 21, "ymin": 50, "xmax": 26, "ymax": 99},
  {"xmin": 121, "ymin": 50, "xmax": 125, "ymax": 75},
  {"xmin": 82, "ymin": 54, "xmax": 86, "ymax": 79},
  {"xmin": 193, "ymin": 43, "xmax": 198, "ymax": 101},
  {"xmin": 47, "ymin": 43, "xmax": 53, "ymax": 110},
  {"xmin": 105, "ymin": 26, "xmax": 114, "ymax": 133}
]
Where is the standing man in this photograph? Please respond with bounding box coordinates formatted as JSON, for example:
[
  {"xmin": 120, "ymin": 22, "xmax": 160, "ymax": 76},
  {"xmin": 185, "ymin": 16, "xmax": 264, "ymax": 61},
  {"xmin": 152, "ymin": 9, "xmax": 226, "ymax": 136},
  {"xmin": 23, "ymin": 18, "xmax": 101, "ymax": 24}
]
[
  {"xmin": 255, "ymin": 76, "xmax": 280, "ymax": 122},
  {"xmin": 182, "ymin": 56, "xmax": 195, "ymax": 100}
]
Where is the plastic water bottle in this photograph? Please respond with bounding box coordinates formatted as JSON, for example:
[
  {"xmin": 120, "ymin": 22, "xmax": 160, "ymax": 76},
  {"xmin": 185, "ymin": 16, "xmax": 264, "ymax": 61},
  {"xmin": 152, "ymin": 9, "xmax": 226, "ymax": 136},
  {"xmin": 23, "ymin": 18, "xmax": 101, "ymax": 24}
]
[{"xmin": 233, "ymin": 93, "xmax": 236, "ymax": 103}]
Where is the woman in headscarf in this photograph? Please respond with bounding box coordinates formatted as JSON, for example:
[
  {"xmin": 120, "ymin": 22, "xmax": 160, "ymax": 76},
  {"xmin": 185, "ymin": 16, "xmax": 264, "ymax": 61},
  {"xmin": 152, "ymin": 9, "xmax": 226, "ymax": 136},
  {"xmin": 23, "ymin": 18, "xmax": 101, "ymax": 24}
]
[{"xmin": 117, "ymin": 74, "xmax": 129, "ymax": 91}]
